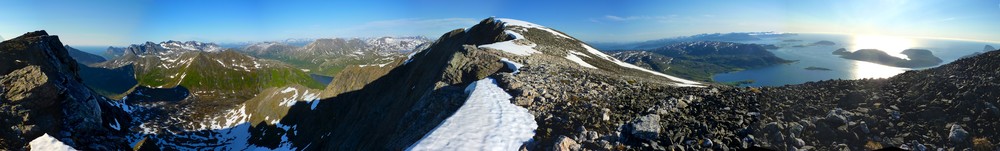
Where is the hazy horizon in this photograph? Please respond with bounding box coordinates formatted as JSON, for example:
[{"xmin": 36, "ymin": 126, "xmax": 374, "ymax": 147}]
[{"xmin": 2, "ymin": 0, "xmax": 999, "ymax": 46}]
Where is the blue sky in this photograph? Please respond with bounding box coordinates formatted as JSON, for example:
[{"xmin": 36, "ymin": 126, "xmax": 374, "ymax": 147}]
[{"xmin": 1, "ymin": 0, "xmax": 999, "ymax": 46}]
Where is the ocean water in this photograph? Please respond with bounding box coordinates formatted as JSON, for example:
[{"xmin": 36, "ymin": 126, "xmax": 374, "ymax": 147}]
[
  {"xmin": 712, "ymin": 34, "xmax": 1000, "ymax": 87},
  {"xmin": 72, "ymin": 46, "xmax": 115, "ymax": 59}
]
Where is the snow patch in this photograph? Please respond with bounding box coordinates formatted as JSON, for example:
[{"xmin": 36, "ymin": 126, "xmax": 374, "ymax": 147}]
[
  {"xmin": 358, "ymin": 63, "xmax": 391, "ymax": 68},
  {"xmin": 479, "ymin": 40, "xmax": 539, "ymax": 56},
  {"xmin": 310, "ymin": 100, "xmax": 320, "ymax": 110},
  {"xmin": 565, "ymin": 52, "xmax": 597, "ymax": 69},
  {"xmin": 214, "ymin": 59, "xmax": 227, "ymax": 67},
  {"xmin": 500, "ymin": 58, "xmax": 523, "ymax": 74},
  {"xmin": 496, "ymin": 18, "xmax": 573, "ymax": 39},
  {"xmin": 29, "ymin": 133, "xmax": 77, "ymax": 151},
  {"xmin": 280, "ymin": 87, "xmax": 297, "ymax": 93},
  {"xmin": 408, "ymin": 78, "xmax": 537, "ymax": 151},
  {"xmin": 109, "ymin": 118, "xmax": 121, "ymax": 131},
  {"xmin": 278, "ymin": 87, "xmax": 321, "ymax": 108}
]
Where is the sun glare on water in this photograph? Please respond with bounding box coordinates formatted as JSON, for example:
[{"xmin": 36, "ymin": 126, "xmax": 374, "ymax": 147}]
[{"xmin": 848, "ymin": 35, "xmax": 917, "ymax": 79}]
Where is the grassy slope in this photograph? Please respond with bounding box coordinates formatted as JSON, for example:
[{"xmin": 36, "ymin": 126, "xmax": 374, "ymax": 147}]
[{"xmin": 132, "ymin": 51, "xmax": 323, "ymax": 100}]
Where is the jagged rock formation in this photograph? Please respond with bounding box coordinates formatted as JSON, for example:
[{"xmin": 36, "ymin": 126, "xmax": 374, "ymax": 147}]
[
  {"xmin": 0, "ymin": 31, "xmax": 131, "ymax": 150},
  {"xmin": 833, "ymin": 48, "xmax": 943, "ymax": 68},
  {"xmin": 64, "ymin": 45, "xmax": 107, "ymax": 65},
  {"xmin": 611, "ymin": 41, "xmax": 793, "ymax": 81}
]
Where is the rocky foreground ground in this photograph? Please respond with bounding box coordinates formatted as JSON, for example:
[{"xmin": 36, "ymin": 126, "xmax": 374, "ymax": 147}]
[{"xmin": 496, "ymin": 48, "xmax": 1000, "ymax": 150}]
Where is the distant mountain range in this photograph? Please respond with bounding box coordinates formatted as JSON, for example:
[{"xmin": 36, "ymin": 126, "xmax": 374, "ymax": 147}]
[
  {"xmin": 64, "ymin": 45, "xmax": 107, "ymax": 65},
  {"xmin": 610, "ymin": 41, "xmax": 793, "ymax": 82},
  {"xmin": 238, "ymin": 36, "xmax": 432, "ymax": 76},
  {"xmin": 591, "ymin": 31, "xmax": 796, "ymax": 50},
  {"xmin": 93, "ymin": 41, "xmax": 322, "ymax": 100}
]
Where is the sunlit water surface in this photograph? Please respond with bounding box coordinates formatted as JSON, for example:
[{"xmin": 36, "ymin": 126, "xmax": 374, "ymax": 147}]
[{"xmin": 713, "ymin": 34, "xmax": 999, "ymax": 87}]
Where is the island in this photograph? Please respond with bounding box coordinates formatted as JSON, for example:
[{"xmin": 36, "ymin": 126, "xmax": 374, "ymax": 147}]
[
  {"xmin": 804, "ymin": 66, "xmax": 832, "ymax": 71},
  {"xmin": 761, "ymin": 44, "xmax": 780, "ymax": 49},
  {"xmin": 832, "ymin": 48, "xmax": 943, "ymax": 68},
  {"xmin": 811, "ymin": 40, "xmax": 836, "ymax": 46}
]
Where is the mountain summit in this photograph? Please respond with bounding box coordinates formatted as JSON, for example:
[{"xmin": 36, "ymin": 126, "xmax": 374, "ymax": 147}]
[{"xmin": 0, "ymin": 30, "xmax": 131, "ymax": 150}]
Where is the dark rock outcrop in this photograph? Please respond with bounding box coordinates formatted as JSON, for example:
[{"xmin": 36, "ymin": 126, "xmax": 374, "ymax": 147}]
[{"xmin": 0, "ymin": 30, "xmax": 131, "ymax": 150}]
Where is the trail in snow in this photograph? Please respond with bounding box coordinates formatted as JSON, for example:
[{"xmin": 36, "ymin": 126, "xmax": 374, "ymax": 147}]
[{"xmin": 408, "ymin": 78, "xmax": 537, "ymax": 151}]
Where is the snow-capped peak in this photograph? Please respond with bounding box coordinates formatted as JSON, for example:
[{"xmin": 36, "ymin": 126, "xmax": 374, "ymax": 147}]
[{"xmin": 159, "ymin": 40, "xmax": 223, "ymax": 52}]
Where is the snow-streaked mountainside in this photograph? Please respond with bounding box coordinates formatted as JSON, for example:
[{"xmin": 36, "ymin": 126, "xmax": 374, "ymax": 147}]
[
  {"xmin": 116, "ymin": 40, "xmax": 222, "ymax": 57},
  {"xmin": 239, "ymin": 36, "xmax": 432, "ymax": 76}
]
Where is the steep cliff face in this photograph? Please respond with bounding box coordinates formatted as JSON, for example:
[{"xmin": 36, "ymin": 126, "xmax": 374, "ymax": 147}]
[{"xmin": 0, "ymin": 31, "xmax": 131, "ymax": 150}]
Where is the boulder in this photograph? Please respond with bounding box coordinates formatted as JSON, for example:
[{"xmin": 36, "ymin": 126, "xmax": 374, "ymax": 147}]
[
  {"xmin": 553, "ymin": 135, "xmax": 581, "ymax": 151},
  {"xmin": 628, "ymin": 114, "xmax": 662, "ymax": 141},
  {"xmin": 949, "ymin": 124, "xmax": 969, "ymax": 144}
]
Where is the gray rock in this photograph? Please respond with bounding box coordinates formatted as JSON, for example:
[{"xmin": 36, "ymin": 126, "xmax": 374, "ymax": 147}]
[
  {"xmin": 858, "ymin": 121, "xmax": 870, "ymax": 134},
  {"xmin": 789, "ymin": 123, "xmax": 804, "ymax": 137},
  {"xmin": 792, "ymin": 138, "xmax": 805, "ymax": 147},
  {"xmin": 949, "ymin": 124, "xmax": 968, "ymax": 144},
  {"xmin": 628, "ymin": 114, "xmax": 661, "ymax": 141},
  {"xmin": 824, "ymin": 109, "xmax": 850, "ymax": 127},
  {"xmin": 554, "ymin": 135, "xmax": 581, "ymax": 151}
]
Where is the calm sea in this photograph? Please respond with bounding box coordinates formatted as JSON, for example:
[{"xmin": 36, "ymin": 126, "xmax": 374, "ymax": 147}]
[{"xmin": 712, "ymin": 34, "xmax": 1000, "ymax": 87}]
